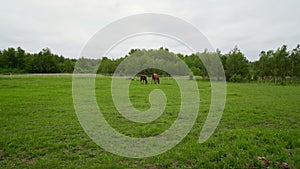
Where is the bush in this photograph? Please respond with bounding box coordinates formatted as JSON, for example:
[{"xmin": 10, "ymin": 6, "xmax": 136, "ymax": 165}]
[{"xmin": 230, "ymin": 74, "xmax": 243, "ymax": 82}]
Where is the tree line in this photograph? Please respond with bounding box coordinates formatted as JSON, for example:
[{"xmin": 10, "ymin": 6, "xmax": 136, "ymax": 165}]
[
  {"xmin": 184, "ymin": 44, "xmax": 300, "ymax": 83},
  {"xmin": 1, "ymin": 45, "xmax": 300, "ymax": 84},
  {"xmin": 0, "ymin": 47, "xmax": 76, "ymax": 73}
]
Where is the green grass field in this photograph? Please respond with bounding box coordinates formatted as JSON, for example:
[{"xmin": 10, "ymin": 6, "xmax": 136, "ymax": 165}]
[{"xmin": 0, "ymin": 75, "xmax": 299, "ymax": 168}]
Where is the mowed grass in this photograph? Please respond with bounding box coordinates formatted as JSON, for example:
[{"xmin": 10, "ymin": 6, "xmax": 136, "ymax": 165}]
[{"xmin": 0, "ymin": 75, "xmax": 299, "ymax": 168}]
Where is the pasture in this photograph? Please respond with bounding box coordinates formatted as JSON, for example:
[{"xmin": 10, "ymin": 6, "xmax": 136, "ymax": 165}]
[{"xmin": 0, "ymin": 75, "xmax": 299, "ymax": 168}]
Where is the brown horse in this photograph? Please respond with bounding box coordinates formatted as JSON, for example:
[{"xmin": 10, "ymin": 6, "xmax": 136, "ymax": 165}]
[
  {"xmin": 140, "ymin": 75, "xmax": 148, "ymax": 84},
  {"xmin": 152, "ymin": 73, "xmax": 160, "ymax": 84}
]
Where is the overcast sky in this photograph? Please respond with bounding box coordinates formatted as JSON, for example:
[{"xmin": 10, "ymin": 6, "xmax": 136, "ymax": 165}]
[{"xmin": 0, "ymin": 0, "xmax": 299, "ymax": 61}]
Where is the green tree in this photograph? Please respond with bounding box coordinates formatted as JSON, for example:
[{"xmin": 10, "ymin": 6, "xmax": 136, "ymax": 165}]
[
  {"xmin": 16, "ymin": 47, "xmax": 26, "ymax": 71},
  {"xmin": 97, "ymin": 57, "xmax": 116, "ymax": 74},
  {"xmin": 272, "ymin": 45, "xmax": 289, "ymax": 83},
  {"xmin": 225, "ymin": 46, "xmax": 249, "ymax": 82},
  {"xmin": 289, "ymin": 44, "xmax": 300, "ymax": 79},
  {"xmin": 256, "ymin": 50, "xmax": 273, "ymax": 78}
]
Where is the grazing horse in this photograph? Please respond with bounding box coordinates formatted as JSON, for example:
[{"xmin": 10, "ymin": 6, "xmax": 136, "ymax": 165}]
[
  {"xmin": 152, "ymin": 73, "xmax": 160, "ymax": 84},
  {"xmin": 140, "ymin": 75, "xmax": 148, "ymax": 84}
]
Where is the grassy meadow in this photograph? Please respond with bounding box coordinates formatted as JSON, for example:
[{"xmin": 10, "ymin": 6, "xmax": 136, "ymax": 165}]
[{"xmin": 0, "ymin": 75, "xmax": 299, "ymax": 168}]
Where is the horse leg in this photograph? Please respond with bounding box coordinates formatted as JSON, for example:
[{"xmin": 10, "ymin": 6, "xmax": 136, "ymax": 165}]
[{"xmin": 140, "ymin": 78, "xmax": 143, "ymax": 84}]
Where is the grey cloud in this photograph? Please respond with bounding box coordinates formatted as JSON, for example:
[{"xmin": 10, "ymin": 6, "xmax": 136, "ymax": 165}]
[{"xmin": 0, "ymin": 0, "xmax": 299, "ymax": 61}]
